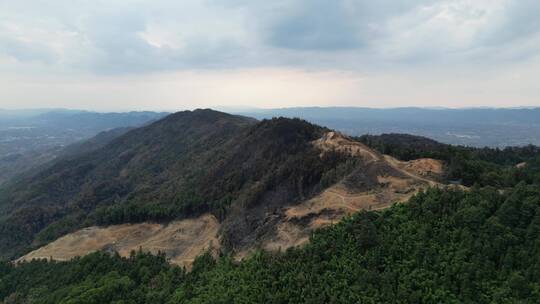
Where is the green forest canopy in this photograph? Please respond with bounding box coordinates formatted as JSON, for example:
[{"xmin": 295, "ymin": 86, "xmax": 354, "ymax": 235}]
[
  {"xmin": 2, "ymin": 133, "xmax": 540, "ymax": 303},
  {"xmin": 2, "ymin": 184, "xmax": 540, "ymax": 303}
]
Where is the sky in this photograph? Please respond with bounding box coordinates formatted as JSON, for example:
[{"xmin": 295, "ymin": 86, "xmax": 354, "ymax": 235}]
[{"xmin": 0, "ymin": 0, "xmax": 539, "ymax": 111}]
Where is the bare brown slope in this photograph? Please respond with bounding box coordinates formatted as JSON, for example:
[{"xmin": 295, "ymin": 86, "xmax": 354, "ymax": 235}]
[{"xmin": 18, "ymin": 214, "xmax": 219, "ymax": 268}]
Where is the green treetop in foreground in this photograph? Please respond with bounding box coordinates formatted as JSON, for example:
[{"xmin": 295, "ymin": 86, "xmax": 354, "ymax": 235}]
[{"xmin": 2, "ymin": 183, "xmax": 540, "ymax": 303}]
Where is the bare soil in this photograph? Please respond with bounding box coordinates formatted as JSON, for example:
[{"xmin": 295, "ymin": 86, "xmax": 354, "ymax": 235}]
[{"xmin": 18, "ymin": 214, "xmax": 220, "ymax": 268}]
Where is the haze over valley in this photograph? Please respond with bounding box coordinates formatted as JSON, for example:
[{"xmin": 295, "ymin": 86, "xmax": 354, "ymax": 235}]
[
  {"xmin": 236, "ymin": 107, "xmax": 540, "ymax": 147},
  {"xmin": 0, "ymin": 110, "xmax": 166, "ymax": 185}
]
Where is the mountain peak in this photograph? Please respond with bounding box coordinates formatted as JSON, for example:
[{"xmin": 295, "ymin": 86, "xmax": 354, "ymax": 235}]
[{"xmin": 159, "ymin": 108, "xmax": 256, "ymax": 127}]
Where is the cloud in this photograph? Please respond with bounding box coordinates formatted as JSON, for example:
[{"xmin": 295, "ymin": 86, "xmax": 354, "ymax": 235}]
[
  {"xmin": 0, "ymin": 36, "xmax": 57, "ymax": 63},
  {"xmin": 374, "ymin": 1, "xmax": 504, "ymax": 61},
  {"xmin": 0, "ymin": 0, "xmax": 252, "ymax": 74},
  {"xmin": 484, "ymin": 0, "xmax": 540, "ymax": 44},
  {"xmin": 0, "ymin": 0, "xmax": 539, "ymax": 75},
  {"xmin": 264, "ymin": 0, "xmax": 364, "ymax": 50}
]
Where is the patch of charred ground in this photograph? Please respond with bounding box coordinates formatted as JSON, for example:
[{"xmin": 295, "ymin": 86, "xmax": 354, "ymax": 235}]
[
  {"xmin": 235, "ymin": 132, "xmax": 443, "ymax": 258},
  {"xmin": 254, "ymin": 162, "xmax": 431, "ymax": 254}
]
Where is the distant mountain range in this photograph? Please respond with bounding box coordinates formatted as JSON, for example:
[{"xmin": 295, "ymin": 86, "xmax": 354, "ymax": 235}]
[
  {"xmin": 2, "ymin": 106, "xmax": 539, "ymax": 186},
  {"xmin": 233, "ymin": 107, "xmax": 540, "ymax": 147},
  {"xmin": 3, "ymin": 106, "xmax": 539, "ymax": 187}
]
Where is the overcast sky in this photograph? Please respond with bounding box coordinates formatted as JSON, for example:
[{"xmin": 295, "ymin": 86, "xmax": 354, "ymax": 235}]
[{"xmin": 0, "ymin": 0, "xmax": 539, "ymax": 111}]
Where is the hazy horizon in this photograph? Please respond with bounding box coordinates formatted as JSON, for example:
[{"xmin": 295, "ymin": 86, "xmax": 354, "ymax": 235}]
[{"xmin": 1, "ymin": 105, "xmax": 540, "ymax": 114}]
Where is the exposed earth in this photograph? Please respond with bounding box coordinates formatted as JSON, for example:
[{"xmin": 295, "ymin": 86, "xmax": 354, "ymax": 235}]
[{"xmin": 19, "ymin": 214, "xmax": 220, "ymax": 268}]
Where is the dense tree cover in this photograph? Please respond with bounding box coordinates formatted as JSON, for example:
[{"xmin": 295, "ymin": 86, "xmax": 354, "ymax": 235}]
[
  {"xmin": 0, "ymin": 110, "xmax": 359, "ymax": 259},
  {"xmin": 358, "ymin": 133, "xmax": 540, "ymax": 187},
  {"xmin": 2, "ymin": 184, "xmax": 540, "ymax": 303},
  {"xmin": 0, "ymin": 251, "xmax": 183, "ymax": 304},
  {"xmin": 2, "ymin": 115, "xmax": 540, "ymax": 303}
]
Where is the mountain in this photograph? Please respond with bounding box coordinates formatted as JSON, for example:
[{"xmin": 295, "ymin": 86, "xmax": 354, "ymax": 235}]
[
  {"xmin": 2, "ymin": 109, "xmax": 540, "ymax": 303},
  {"xmin": 234, "ymin": 107, "xmax": 540, "ymax": 147},
  {"xmin": 0, "ymin": 110, "xmax": 167, "ymax": 185},
  {"xmin": 57, "ymin": 127, "xmax": 134, "ymax": 159},
  {"xmin": 0, "ymin": 109, "xmax": 440, "ymax": 262}
]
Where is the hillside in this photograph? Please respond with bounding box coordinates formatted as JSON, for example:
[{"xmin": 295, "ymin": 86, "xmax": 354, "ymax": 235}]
[
  {"xmin": 0, "ymin": 109, "xmax": 358, "ymax": 259},
  {"xmin": 0, "ymin": 110, "xmax": 167, "ymax": 185},
  {"xmin": 359, "ymin": 133, "xmax": 540, "ymax": 186},
  {"xmin": 16, "ymin": 130, "xmax": 440, "ymax": 265},
  {"xmin": 17, "ymin": 214, "xmax": 220, "ymax": 268},
  {"xmin": 3, "ymin": 184, "xmax": 540, "ymax": 303},
  {"xmin": 4, "ymin": 112, "xmax": 539, "ymax": 266},
  {"xmin": 2, "ymin": 110, "xmax": 540, "ymax": 303},
  {"xmin": 0, "ymin": 109, "xmax": 251, "ymax": 257}
]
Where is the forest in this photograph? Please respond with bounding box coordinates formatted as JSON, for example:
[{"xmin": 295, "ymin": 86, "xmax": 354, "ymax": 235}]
[
  {"xmin": 0, "ymin": 111, "xmax": 357, "ymax": 259},
  {"xmin": 2, "ymin": 185, "xmax": 539, "ymax": 303},
  {"xmin": 1, "ymin": 133, "xmax": 540, "ymax": 303},
  {"xmin": 359, "ymin": 133, "xmax": 540, "ymax": 187}
]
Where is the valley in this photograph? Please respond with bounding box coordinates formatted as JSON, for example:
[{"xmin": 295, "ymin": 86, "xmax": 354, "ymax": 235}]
[
  {"xmin": 240, "ymin": 107, "xmax": 540, "ymax": 147},
  {"xmin": 0, "ymin": 110, "xmax": 166, "ymax": 185}
]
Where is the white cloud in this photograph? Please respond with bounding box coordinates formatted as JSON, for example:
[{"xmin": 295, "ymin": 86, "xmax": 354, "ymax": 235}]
[
  {"xmin": 0, "ymin": 0, "xmax": 539, "ymax": 109},
  {"xmin": 376, "ymin": 1, "xmax": 505, "ymax": 60}
]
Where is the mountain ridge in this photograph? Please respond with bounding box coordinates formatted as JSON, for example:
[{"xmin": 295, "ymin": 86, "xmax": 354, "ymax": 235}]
[
  {"xmin": 14, "ymin": 122, "xmax": 443, "ymax": 265},
  {"xmin": 4, "ymin": 109, "xmax": 540, "ymax": 304},
  {"xmin": 1, "ymin": 109, "xmax": 447, "ymax": 264},
  {"xmin": 0, "ymin": 109, "xmax": 350, "ymax": 259}
]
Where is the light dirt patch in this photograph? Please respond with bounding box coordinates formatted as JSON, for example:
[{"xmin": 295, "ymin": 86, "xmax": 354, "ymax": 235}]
[
  {"xmin": 262, "ymin": 222, "xmax": 310, "ymax": 252},
  {"xmin": 377, "ymin": 176, "xmax": 412, "ymax": 192},
  {"xmin": 313, "ymin": 131, "xmax": 380, "ymax": 162},
  {"xmin": 314, "ymin": 132, "xmax": 442, "ymax": 182},
  {"xmin": 284, "ymin": 186, "xmax": 380, "ymax": 221},
  {"xmin": 383, "ymin": 155, "xmax": 441, "ymax": 186},
  {"xmin": 260, "ymin": 181, "xmax": 423, "ymax": 253},
  {"xmin": 18, "ymin": 214, "xmax": 220, "ymax": 268},
  {"xmin": 402, "ymin": 158, "xmax": 444, "ymax": 176},
  {"xmin": 384, "ymin": 155, "xmax": 442, "ymax": 186},
  {"xmin": 290, "ymin": 182, "xmax": 419, "ymax": 223},
  {"xmin": 516, "ymin": 162, "xmax": 527, "ymax": 168}
]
